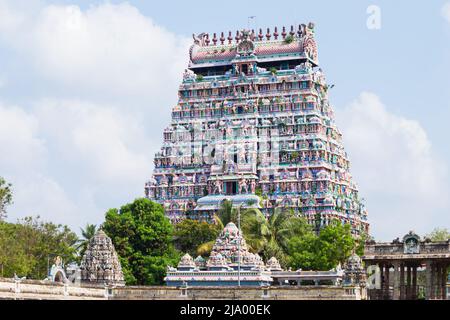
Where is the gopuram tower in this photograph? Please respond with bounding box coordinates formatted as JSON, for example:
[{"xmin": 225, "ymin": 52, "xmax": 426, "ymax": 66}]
[{"xmin": 145, "ymin": 24, "xmax": 369, "ymax": 236}]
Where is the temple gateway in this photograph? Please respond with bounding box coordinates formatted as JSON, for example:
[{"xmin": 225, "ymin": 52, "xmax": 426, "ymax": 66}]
[{"xmin": 145, "ymin": 23, "xmax": 369, "ymax": 236}]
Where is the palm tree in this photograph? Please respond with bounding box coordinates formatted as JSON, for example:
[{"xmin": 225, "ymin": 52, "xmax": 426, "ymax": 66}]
[
  {"xmin": 262, "ymin": 208, "xmax": 313, "ymax": 267},
  {"xmin": 75, "ymin": 224, "xmax": 97, "ymax": 257}
]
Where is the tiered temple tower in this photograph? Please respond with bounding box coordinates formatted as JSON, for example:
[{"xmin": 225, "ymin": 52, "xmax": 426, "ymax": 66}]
[
  {"xmin": 146, "ymin": 23, "xmax": 369, "ymax": 236},
  {"xmin": 80, "ymin": 230, "xmax": 125, "ymax": 286}
]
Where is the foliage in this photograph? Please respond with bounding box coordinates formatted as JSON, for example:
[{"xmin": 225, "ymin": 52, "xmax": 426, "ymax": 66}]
[
  {"xmin": 355, "ymin": 230, "xmax": 374, "ymax": 256},
  {"xmin": 269, "ymin": 67, "xmax": 278, "ymax": 75},
  {"xmin": 0, "ymin": 216, "xmax": 78, "ymax": 279},
  {"xmin": 262, "ymin": 208, "xmax": 313, "ymax": 267},
  {"xmin": 0, "ymin": 177, "xmax": 13, "ymax": 221},
  {"xmin": 75, "ymin": 223, "xmax": 97, "ymax": 259},
  {"xmin": 174, "ymin": 219, "xmax": 220, "ymax": 256},
  {"xmin": 255, "ymin": 187, "xmax": 263, "ymax": 197},
  {"xmin": 426, "ymin": 228, "xmax": 450, "ymax": 241},
  {"xmin": 196, "ymin": 74, "xmax": 204, "ymax": 82},
  {"xmin": 288, "ymin": 219, "xmax": 356, "ymax": 271},
  {"xmin": 284, "ymin": 35, "xmax": 294, "ymax": 44},
  {"xmin": 102, "ymin": 198, "xmax": 180, "ymax": 286}
]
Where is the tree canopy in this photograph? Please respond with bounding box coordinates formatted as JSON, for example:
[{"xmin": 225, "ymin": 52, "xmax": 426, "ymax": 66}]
[
  {"xmin": 0, "ymin": 216, "xmax": 78, "ymax": 279},
  {"xmin": 174, "ymin": 219, "xmax": 220, "ymax": 257},
  {"xmin": 288, "ymin": 219, "xmax": 356, "ymax": 271},
  {"xmin": 426, "ymin": 228, "xmax": 450, "ymax": 242},
  {"xmin": 102, "ymin": 198, "xmax": 180, "ymax": 285},
  {"xmin": 0, "ymin": 177, "xmax": 13, "ymax": 221}
]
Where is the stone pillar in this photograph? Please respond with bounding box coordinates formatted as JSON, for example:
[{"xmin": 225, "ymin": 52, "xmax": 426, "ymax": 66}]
[
  {"xmin": 392, "ymin": 262, "xmax": 401, "ymax": 300},
  {"xmin": 435, "ymin": 264, "xmax": 441, "ymax": 300},
  {"xmin": 400, "ymin": 263, "xmax": 405, "ymax": 300},
  {"xmin": 379, "ymin": 263, "xmax": 384, "ymax": 297},
  {"xmin": 412, "ymin": 265, "xmax": 417, "ymax": 300},
  {"xmin": 385, "ymin": 263, "xmax": 390, "ymax": 299},
  {"xmin": 425, "ymin": 261, "xmax": 431, "ymax": 300},
  {"xmin": 406, "ymin": 265, "xmax": 411, "ymax": 300},
  {"xmin": 432, "ymin": 262, "xmax": 437, "ymax": 300},
  {"xmin": 443, "ymin": 264, "xmax": 449, "ymax": 300},
  {"xmin": 440, "ymin": 264, "xmax": 447, "ymax": 300}
]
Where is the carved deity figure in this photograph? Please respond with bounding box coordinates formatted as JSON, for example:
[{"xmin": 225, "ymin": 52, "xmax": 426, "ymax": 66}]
[{"xmin": 213, "ymin": 179, "xmax": 223, "ymax": 194}]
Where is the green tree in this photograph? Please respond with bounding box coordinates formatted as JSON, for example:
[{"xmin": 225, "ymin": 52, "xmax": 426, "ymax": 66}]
[
  {"xmin": 0, "ymin": 216, "xmax": 78, "ymax": 279},
  {"xmin": 174, "ymin": 219, "xmax": 220, "ymax": 256},
  {"xmin": 288, "ymin": 219, "xmax": 356, "ymax": 271},
  {"xmin": 426, "ymin": 228, "xmax": 450, "ymax": 241},
  {"xmin": 0, "ymin": 177, "xmax": 13, "ymax": 221},
  {"xmin": 102, "ymin": 198, "xmax": 180, "ymax": 285},
  {"xmin": 75, "ymin": 223, "xmax": 97, "ymax": 258},
  {"xmin": 262, "ymin": 208, "xmax": 313, "ymax": 267},
  {"xmin": 318, "ymin": 220, "xmax": 355, "ymax": 266},
  {"xmin": 0, "ymin": 222, "xmax": 32, "ymax": 277}
]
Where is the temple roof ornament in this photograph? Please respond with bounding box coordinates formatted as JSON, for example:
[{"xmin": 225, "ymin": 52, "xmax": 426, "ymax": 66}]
[
  {"xmin": 80, "ymin": 229, "xmax": 125, "ymax": 286},
  {"xmin": 178, "ymin": 253, "xmax": 196, "ymax": 269},
  {"xmin": 403, "ymin": 231, "xmax": 421, "ymax": 254},
  {"xmin": 266, "ymin": 257, "xmax": 283, "ymax": 271},
  {"xmin": 189, "ymin": 23, "xmax": 318, "ymax": 68},
  {"xmin": 236, "ymin": 30, "xmax": 255, "ymax": 57}
]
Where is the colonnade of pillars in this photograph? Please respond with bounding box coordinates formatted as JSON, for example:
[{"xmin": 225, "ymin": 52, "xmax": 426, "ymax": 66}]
[
  {"xmin": 391, "ymin": 262, "xmax": 420, "ymax": 300},
  {"xmin": 376, "ymin": 260, "xmax": 448, "ymax": 300},
  {"xmin": 425, "ymin": 261, "xmax": 448, "ymax": 300}
]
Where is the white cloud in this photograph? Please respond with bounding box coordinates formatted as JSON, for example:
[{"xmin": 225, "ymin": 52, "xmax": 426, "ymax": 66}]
[
  {"xmin": 337, "ymin": 92, "xmax": 450, "ymax": 241},
  {"xmin": 0, "ymin": 102, "xmax": 46, "ymax": 172},
  {"xmin": 1, "ymin": 98, "xmax": 157, "ymax": 229},
  {"xmin": 0, "ymin": 102, "xmax": 77, "ymax": 226},
  {"xmin": 443, "ymin": 2, "xmax": 450, "ymax": 23},
  {"xmin": 0, "ymin": 1, "xmax": 25, "ymax": 33},
  {"xmin": 0, "ymin": 2, "xmax": 189, "ymax": 230},
  {"xmin": 0, "ymin": 2, "xmax": 190, "ymax": 102}
]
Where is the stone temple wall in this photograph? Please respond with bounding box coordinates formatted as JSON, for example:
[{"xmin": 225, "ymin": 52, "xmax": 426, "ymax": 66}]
[
  {"xmin": 0, "ymin": 278, "xmax": 107, "ymax": 300},
  {"xmin": 110, "ymin": 286, "xmax": 361, "ymax": 300},
  {"xmin": 0, "ymin": 278, "xmax": 362, "ymax": 300}
]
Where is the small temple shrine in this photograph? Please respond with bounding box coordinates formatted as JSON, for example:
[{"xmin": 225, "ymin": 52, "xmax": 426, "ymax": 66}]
[
  {"xmin": 145, "ymin": 23, "xmax": 369, "ymax": 236},
  {"xmin": 165, "ymin": 222, "xmax": 273, "ymax": 286},
  {"xmin": 79, "ymin": 229, "xmax": 125, "ymax": 287}
]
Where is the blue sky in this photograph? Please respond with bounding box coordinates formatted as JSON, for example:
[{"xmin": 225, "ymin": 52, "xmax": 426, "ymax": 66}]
[{"xmin": 0, "ymin": 0, "xmax": 449, "ymax": 240}]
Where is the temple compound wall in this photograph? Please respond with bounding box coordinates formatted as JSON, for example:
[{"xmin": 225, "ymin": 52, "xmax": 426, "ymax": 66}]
[
  {"xmin": 110, "ymin": 286, "xmax": 363, "ymax": 300},
  {"xmin": 0, "ymin": 278, "xmax": 107, "ymax": 300},
  {"xmin": 0, "ymin": 278, "xmax": 363, "ymax": 300}
]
